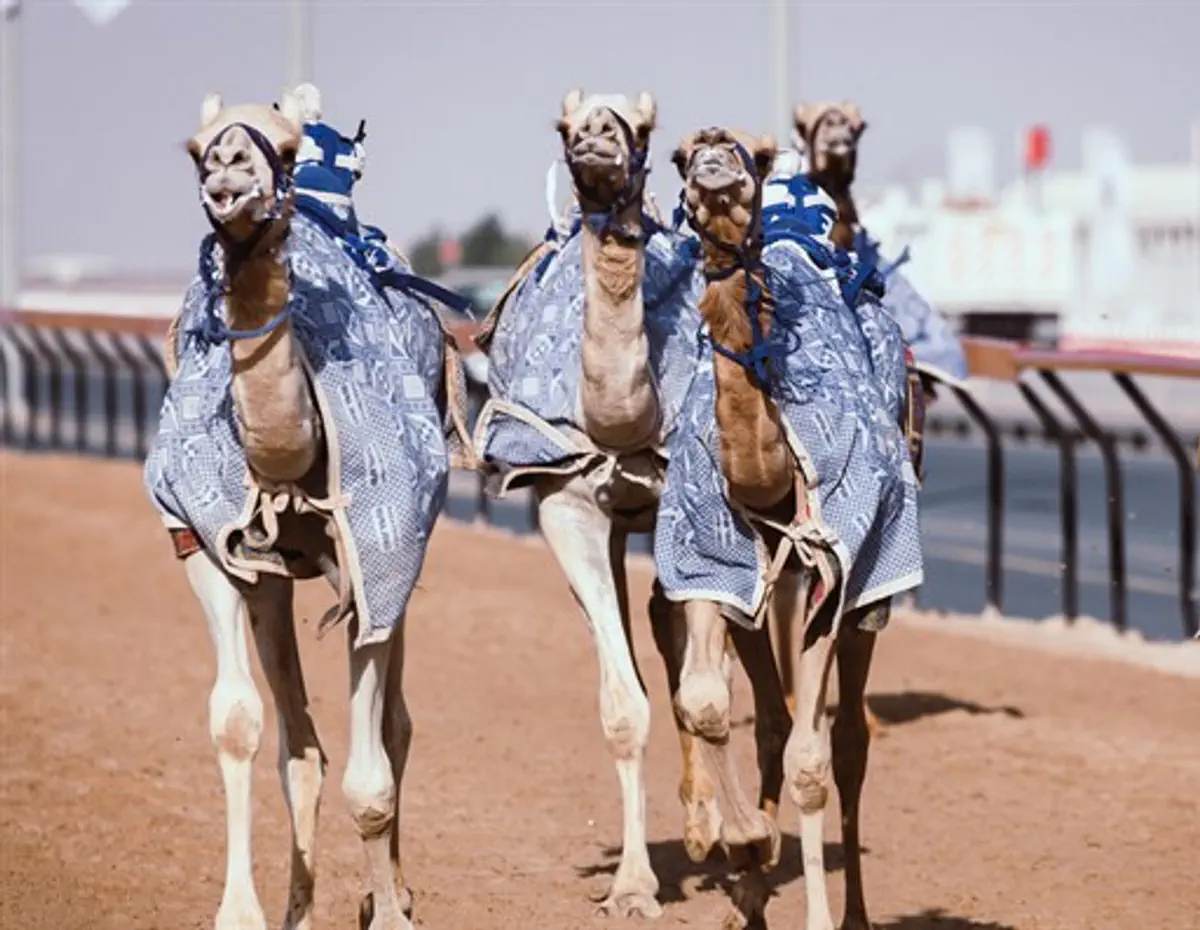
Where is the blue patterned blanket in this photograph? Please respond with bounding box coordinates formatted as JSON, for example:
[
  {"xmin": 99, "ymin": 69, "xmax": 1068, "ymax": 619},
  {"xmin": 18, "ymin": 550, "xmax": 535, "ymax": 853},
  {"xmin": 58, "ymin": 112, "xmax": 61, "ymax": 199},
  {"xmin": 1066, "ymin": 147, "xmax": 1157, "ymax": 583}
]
[
  {"xmin": 853, "ymin": 228, "xmax": 968, "ymax": 385},
  {"xmin": 144, "ymin": 210, "xmax": 458, "ymax": 648},
  {"xmin": 655, "ymin": 187, "xmax": 924, "ymax": 626},
  {"xmin": 473, "ymin": 216, "xmax": 704, "ymax": 487}
]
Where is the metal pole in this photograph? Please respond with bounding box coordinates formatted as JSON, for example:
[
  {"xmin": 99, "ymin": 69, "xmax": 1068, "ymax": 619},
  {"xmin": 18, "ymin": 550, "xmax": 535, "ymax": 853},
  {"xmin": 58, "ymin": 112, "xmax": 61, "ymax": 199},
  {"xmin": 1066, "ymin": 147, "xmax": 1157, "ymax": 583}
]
[
  {"xmin": 1, "ymin": 1, "xmax": 20, "ymax": 308},
  {"xmin": 771, "ymin": 0, "xmax": 790, "ymax": 146},
  {"xmin": 286, "ymin": 0, "xmax": 313, "ymax": 90}
]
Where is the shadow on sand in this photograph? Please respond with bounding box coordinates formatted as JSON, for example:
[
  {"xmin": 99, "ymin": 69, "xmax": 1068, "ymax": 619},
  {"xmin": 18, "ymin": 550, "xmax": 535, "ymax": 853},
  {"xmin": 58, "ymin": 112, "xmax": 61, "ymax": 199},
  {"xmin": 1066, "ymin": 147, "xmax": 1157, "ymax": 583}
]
[
  {"xmin": 874, "ymin": 910, "xmax": 1019, "ymax": 930},
  {"xmin": 866, "ymin": 690, "xmax": 1025, "ymax": 727},
  {"xmin": 576, "ymin": 835, "xmax": 851, "ymax": 904},
  {"xmin": 729, "ymin": 689, "xmax": 1025, "ymax": 732}
]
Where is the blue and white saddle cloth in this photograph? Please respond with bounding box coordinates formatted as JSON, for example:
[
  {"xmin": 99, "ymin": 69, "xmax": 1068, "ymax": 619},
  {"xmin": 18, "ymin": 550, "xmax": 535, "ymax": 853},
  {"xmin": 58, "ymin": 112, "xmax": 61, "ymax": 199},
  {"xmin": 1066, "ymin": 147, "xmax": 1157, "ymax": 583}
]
[
  {"xmin": 654, "ymin": 175, "xmax": 924, "ymax": 626},
  {"xmin": 472, "ymin": 209, "xmax": 704, "ymax": 489},
  {"xmin": 853, "ymin": 228, "xmax": 968, "ymax": 386},
  {"xmin": 144, "ymin": 117, "xmax": 469, "ymax": 648}
]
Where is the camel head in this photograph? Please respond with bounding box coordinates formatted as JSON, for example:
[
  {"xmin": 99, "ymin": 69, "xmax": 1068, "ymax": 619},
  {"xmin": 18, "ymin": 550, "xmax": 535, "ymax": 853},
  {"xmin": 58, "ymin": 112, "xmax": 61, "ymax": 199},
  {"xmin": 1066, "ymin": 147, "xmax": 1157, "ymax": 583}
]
[
  {"xmin": 793, "ymin": 101, "xmax": 866, "ymax": 184},
  {"xmin": 673, "ymin": 127, "xmax": 777, "ymax": 252},
  {"xmin": 187, "ymin": 90, "xmax": 304, "ymax": 246},
  {"xmin": 556, "ymin": 88, "xmax": 657, "ymax": 212}
]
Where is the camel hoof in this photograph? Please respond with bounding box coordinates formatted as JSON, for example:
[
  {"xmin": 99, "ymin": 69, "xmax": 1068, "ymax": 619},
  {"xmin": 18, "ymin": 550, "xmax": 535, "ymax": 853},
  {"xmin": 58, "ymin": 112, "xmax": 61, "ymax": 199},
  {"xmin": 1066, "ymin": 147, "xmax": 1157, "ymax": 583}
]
[
  {"xmin": 358, "ymin": 890, "xmax": 415, "ymax": 930},
  {"xmin": 214, "ymin": 896, "xmax": 267, "ymax": 930},
  {"xmin": 721, "ymin": 810, "xmax": 782, "ymax": 870},
  {"xmin": 597, "ymin": 891, "xmax": 664, "ymax": 920},
  {"xmin": 724, "ymin": 869, "xmax": 771, "ymax": 930}
]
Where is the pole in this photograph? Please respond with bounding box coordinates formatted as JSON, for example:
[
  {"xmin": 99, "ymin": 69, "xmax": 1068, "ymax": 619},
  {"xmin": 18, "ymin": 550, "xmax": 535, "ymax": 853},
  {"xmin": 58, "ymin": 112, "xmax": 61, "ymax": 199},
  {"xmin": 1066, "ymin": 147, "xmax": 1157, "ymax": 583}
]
[
  {"xmin": 286, "ymin": 0, "xmax": 313, "ymax": 90},
  {"xmin": 1, "ymin": 1, "xmax": 20, "ymax": 308},
  {"xmin": 771, "ymin": 0, "xmax": 790, "ymax": 146}
]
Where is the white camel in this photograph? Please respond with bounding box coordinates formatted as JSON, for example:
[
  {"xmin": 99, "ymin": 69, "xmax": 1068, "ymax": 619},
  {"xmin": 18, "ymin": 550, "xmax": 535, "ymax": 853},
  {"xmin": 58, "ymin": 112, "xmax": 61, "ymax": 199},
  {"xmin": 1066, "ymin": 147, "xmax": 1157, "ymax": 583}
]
[{"xmin": 144, "ymin": 85, "xmax": 471, "ymax": 930}]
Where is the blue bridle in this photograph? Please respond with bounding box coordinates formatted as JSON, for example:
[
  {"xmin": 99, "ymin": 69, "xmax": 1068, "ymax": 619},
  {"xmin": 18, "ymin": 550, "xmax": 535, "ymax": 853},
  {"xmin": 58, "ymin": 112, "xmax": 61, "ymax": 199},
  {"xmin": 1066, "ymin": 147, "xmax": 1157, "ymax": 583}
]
[
  {"xmin": 564, "ymin": 107, "xmax": 653, "ymax": 244},
  {"xmin": 677, "ymin": 137, "xmax": 785, "ymax": 386}
]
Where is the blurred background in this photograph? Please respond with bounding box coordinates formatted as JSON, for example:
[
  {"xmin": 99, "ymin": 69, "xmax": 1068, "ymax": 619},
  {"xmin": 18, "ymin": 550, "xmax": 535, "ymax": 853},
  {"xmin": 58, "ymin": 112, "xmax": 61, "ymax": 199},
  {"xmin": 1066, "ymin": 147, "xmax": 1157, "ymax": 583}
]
[{"xmin": 1, "ymin": 0, "xmax": 1198, "ymax": 641}]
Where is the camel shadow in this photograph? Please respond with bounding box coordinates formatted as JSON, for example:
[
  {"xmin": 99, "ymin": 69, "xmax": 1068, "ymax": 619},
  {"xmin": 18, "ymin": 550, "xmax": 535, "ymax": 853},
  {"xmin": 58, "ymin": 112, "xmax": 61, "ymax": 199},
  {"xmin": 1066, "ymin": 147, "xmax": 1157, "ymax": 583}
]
[
  {"xmin": 866, "ymin": 691, "xmax": 1025, "ymax": 727},
  {"xmin": 576, "ymin": 835, "xmax": 853, "ymax": 904},
  {"xmin": 730, "ymin": 690, "xmax": 1024, "ymax": 733},
  {"xmin": 874, "ymin": 910, "xmax": 1019, "ymax": 929}
]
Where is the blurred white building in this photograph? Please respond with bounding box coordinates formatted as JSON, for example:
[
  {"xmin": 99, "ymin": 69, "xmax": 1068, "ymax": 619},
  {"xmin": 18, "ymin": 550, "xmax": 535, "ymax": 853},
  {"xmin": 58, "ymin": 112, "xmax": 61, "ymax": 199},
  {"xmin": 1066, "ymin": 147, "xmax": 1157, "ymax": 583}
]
[{"xmin": 859, "ymin": 123, "xmax": 1200, "ymax": 356}]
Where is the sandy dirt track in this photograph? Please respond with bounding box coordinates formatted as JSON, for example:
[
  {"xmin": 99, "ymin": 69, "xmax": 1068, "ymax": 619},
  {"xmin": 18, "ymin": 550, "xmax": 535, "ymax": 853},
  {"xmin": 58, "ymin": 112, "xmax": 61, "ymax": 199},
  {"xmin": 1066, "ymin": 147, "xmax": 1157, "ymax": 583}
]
[{"xmin": 1, "ymin": 451, "xmax": 1198, "ymax": 930}]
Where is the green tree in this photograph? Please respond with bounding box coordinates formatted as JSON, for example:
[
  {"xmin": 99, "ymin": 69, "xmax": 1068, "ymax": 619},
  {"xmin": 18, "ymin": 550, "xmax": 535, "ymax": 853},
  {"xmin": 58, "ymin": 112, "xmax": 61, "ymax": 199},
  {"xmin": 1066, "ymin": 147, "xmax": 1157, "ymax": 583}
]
[
  {"xmin": 460, "ymin": 213, "xmax": 533, "ymax": 267},
  {"xmin": 408, "ymin": 231, "xmax": 444, "ymax": 277}
]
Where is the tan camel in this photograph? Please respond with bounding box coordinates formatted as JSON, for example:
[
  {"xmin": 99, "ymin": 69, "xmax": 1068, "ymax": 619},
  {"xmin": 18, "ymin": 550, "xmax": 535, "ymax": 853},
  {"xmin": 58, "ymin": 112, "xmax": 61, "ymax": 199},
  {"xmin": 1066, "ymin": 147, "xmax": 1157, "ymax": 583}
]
[
  {"xmin": 156, "ymin": 88, "xmax": 446, "ymax": 930},
  {"xmin": 670, "ymin": 125, "xmax": 887, "ymax": 930},
  {"xmin": 773, "ymin": 104, "xmax": 868, "ymax": 731},
  {"xmin": 531, "ymin": 90, "xmax": 718, "ymax": 917},
  {"xmin": 474, "ymin": 90, "xmax": 797, "ymax": 917}
]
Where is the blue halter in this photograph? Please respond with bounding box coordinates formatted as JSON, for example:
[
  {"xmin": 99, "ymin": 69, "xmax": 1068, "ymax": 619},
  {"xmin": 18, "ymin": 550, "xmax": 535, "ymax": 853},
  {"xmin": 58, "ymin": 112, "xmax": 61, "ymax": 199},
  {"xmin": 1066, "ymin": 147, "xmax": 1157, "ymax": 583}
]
[
  {"xmin": 189, "ymin": 114, "xmax": 472, "ymax": 349},
  {"xmin": 679, "ymin": 137, "xmax": 785, "ymax": 386}
]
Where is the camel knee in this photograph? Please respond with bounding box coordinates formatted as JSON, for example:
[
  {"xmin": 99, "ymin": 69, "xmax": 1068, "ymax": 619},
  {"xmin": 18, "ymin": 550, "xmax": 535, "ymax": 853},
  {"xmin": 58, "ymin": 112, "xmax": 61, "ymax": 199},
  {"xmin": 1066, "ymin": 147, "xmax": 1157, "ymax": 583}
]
[
  {"xmin": 676, "ymin": 667, "xmax": 731, "ymax": 743},
  {"xmin": 209, "ymin": 678, "xmax": 264, "ymax": 761},
  {"xmin": 599, "ymin": 683, "xmax": 650, "ymax": 760},
  {"xmin": 784, "ymin": 731, "xmax": 831, "ymax": 814},
  {"xmin": 342, "ymin": 764, "xmax": 396, "ymax": 841}
]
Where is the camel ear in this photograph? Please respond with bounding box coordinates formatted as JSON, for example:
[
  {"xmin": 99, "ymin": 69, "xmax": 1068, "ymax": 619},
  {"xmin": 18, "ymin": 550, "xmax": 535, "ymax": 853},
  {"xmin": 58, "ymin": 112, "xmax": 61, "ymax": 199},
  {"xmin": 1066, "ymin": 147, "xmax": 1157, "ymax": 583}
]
[
  {"xmin": 185, "ymin": 138, "xmax": 202, "ymax": 166},
  {"xmin": 671, "ymin": 136, "xmax": 693, "ymax": 179},
  {"xmin": 752, "ymin": 134, "xmax": 779, "ymax": 178},
  {"xmin": 200, "ymin": 92, "xmax": 223, "ymax": 128},
  {"xmin": 842, "ymin": 101, "xmax": 866, "ymax": 137},
  {"xmin": 792, "ymin": 103, "xmax": 818, "ymax": 144},
  {"xmin": 635, "ymin": 91, "xmax": 657, "ymax": 133},
  {"xmin": 293, "ymin": 82, "xmax": 323, "ymax": 122},
  {"xmin": 277, "ymin": 88, "xmax": 303, "ymax": 132},
  {"xmin": 561, "ymin": 87, "xmax": 585, "ymax": 121}
]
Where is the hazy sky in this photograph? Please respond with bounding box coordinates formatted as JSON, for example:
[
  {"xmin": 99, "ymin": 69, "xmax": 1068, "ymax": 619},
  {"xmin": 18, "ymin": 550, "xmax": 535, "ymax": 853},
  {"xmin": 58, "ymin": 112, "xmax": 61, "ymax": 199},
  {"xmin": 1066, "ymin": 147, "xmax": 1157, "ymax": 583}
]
[{"xmin": 14, "ymin": 0, "xmax": 1200, "ymax": 274}]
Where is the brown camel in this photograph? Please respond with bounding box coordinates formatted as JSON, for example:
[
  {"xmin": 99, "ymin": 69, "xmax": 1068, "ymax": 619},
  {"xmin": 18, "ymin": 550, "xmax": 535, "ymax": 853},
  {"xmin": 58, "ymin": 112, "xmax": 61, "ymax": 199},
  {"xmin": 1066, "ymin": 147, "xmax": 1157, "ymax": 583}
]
[{"xmin": 669, "ymin": 125, "xmax": 886, "ymax": 930}]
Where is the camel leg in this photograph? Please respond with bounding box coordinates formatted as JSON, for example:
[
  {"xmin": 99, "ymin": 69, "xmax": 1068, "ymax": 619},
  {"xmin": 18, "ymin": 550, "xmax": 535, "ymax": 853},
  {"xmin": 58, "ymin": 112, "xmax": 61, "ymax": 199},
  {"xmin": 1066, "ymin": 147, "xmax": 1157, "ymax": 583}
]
[
  {"xmin": 538, "ymin": 476, "xmax": 660, "ymax": 918},
  {"xmin": 355, "ymin": 625, "xmax": 415, "ymax": 927},
  {"xmin": 833, "ymin": 608, "xmax": 879, "ymax": 930},
  {"xmin": 245, "ymin": 578, "xmax": 326, "ymax": 930},
  {"xmin": 771, "ymin": 573, "xmax": 798, "ymax": 718},
  {"xmin": 776, "ymin": 580, "xmax": 880, "ymax": 739},
  {"xmin": 783, "ymin": 586, "xmax": 840, "ymax": 930},
  {"xmin": 676, "ymin": 601, "xmax": 779, "ymax": 866},
  {"xmin": 343, "ymin": 630, "xmax": 411, "ymax": 930},
  {"xmin": 647, "ymin": 580, "xmax": 723, "ymax": 863},
  {"xmin": 726, "ymin": 619, "xmax": 790, "ymax": 841},
  {"xmin": 185, "ymin": 552, "xmax": 267, "ymax": 930}
]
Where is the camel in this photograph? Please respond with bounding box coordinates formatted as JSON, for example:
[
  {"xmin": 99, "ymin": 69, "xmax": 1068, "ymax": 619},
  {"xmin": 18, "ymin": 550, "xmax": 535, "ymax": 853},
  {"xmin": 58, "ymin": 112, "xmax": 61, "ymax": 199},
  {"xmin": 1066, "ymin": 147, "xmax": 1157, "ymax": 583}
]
[
  {"xmin": 143, "ymin": 85, "xmax": 471, "ymax": 930},
  {"xmin": 660, "ymin": 125, "xmax": 924, "ymax": 930},
  {"xmin": 473, "ymin": 90, "xmax": 793, "ymax": 917},
  {"xmin": 781, "ymin": 101, "xmax": 970, "ymax": 731}
]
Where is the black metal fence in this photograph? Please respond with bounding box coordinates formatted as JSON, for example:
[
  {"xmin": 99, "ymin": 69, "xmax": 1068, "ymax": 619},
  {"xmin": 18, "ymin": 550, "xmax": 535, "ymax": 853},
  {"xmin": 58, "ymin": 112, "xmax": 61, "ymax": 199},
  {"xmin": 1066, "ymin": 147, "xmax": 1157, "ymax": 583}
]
[{"xmin": 2, "ymin": 316, "xmax": 1197, "ymax": 639}]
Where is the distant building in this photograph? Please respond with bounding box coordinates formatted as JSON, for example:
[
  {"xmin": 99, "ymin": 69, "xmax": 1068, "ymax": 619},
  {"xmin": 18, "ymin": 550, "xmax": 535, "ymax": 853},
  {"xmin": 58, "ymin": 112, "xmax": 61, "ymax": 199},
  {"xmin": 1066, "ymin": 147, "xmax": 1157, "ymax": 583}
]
[{"xmin": 859, "ymin": 124, "xmax": 1200, "ymax": 356}]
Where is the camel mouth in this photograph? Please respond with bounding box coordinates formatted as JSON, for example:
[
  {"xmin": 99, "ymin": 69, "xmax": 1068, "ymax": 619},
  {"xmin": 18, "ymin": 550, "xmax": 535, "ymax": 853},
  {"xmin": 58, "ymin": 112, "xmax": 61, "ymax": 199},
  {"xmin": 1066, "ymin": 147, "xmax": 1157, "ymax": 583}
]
[
  {"xmin": 691, "ymin": 165, "xmax": 745, "ymax": 193},
  {"xmin": 201, "ymin": 179, "xmax": 268, "ymax": 225},
  {"xmin": 205, "ymin": 189, "xmax": 254, "ymax": 220},
  {"xmin": 569, "ymin": 143, "xmax": 625, "ymax": 171},
  {"xmin": 821, "ymin": 139, "xmax": 855, "ymax": 158}
]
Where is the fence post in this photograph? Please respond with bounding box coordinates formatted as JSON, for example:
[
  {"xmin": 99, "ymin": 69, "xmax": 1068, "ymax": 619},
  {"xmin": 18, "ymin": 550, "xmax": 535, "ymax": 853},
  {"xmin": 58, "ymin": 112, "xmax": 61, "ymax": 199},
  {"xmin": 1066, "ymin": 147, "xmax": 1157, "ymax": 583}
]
[
  {"xmin": 950, "ymin": 384, "xmax": 1005, "ymax": 614},
  {"xmin": 1113, "ymin": 373, "xmax": 1198, "ymax": 639},
  {"xmin": 1039, "ymin": 369, "xmax": 1128, "ymax": 632},
  {"xmin": 1018, "ymin": 379, "xmax": 1079, "ymax": 622}
]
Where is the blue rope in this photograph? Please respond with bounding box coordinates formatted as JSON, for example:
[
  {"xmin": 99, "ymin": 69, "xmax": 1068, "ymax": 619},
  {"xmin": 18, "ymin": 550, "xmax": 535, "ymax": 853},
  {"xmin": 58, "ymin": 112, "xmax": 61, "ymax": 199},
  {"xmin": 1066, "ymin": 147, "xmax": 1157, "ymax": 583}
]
[
  {"xmin": 186, "ymin": 234, "xmax": 295, "ymax": 348},
  {"xmin": 295, "ymin": 196, "xmax": 474, "ymax": 317}
]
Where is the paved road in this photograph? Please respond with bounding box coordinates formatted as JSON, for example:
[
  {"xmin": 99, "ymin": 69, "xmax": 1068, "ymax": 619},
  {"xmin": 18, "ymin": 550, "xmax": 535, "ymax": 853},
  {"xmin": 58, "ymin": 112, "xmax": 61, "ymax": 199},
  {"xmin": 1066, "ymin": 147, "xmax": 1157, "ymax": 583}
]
[{"xmin": 447, "ymin": 437, "xmax": 1199, "ymax": 643}]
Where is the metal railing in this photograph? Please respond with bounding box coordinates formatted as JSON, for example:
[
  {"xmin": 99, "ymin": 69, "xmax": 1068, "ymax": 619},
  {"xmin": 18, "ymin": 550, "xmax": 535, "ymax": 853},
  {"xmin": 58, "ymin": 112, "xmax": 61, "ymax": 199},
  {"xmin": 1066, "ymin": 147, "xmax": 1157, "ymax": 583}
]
[{"xmin": 3, "ymin": 311, "xmax": 1198, "ymax": 639}]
